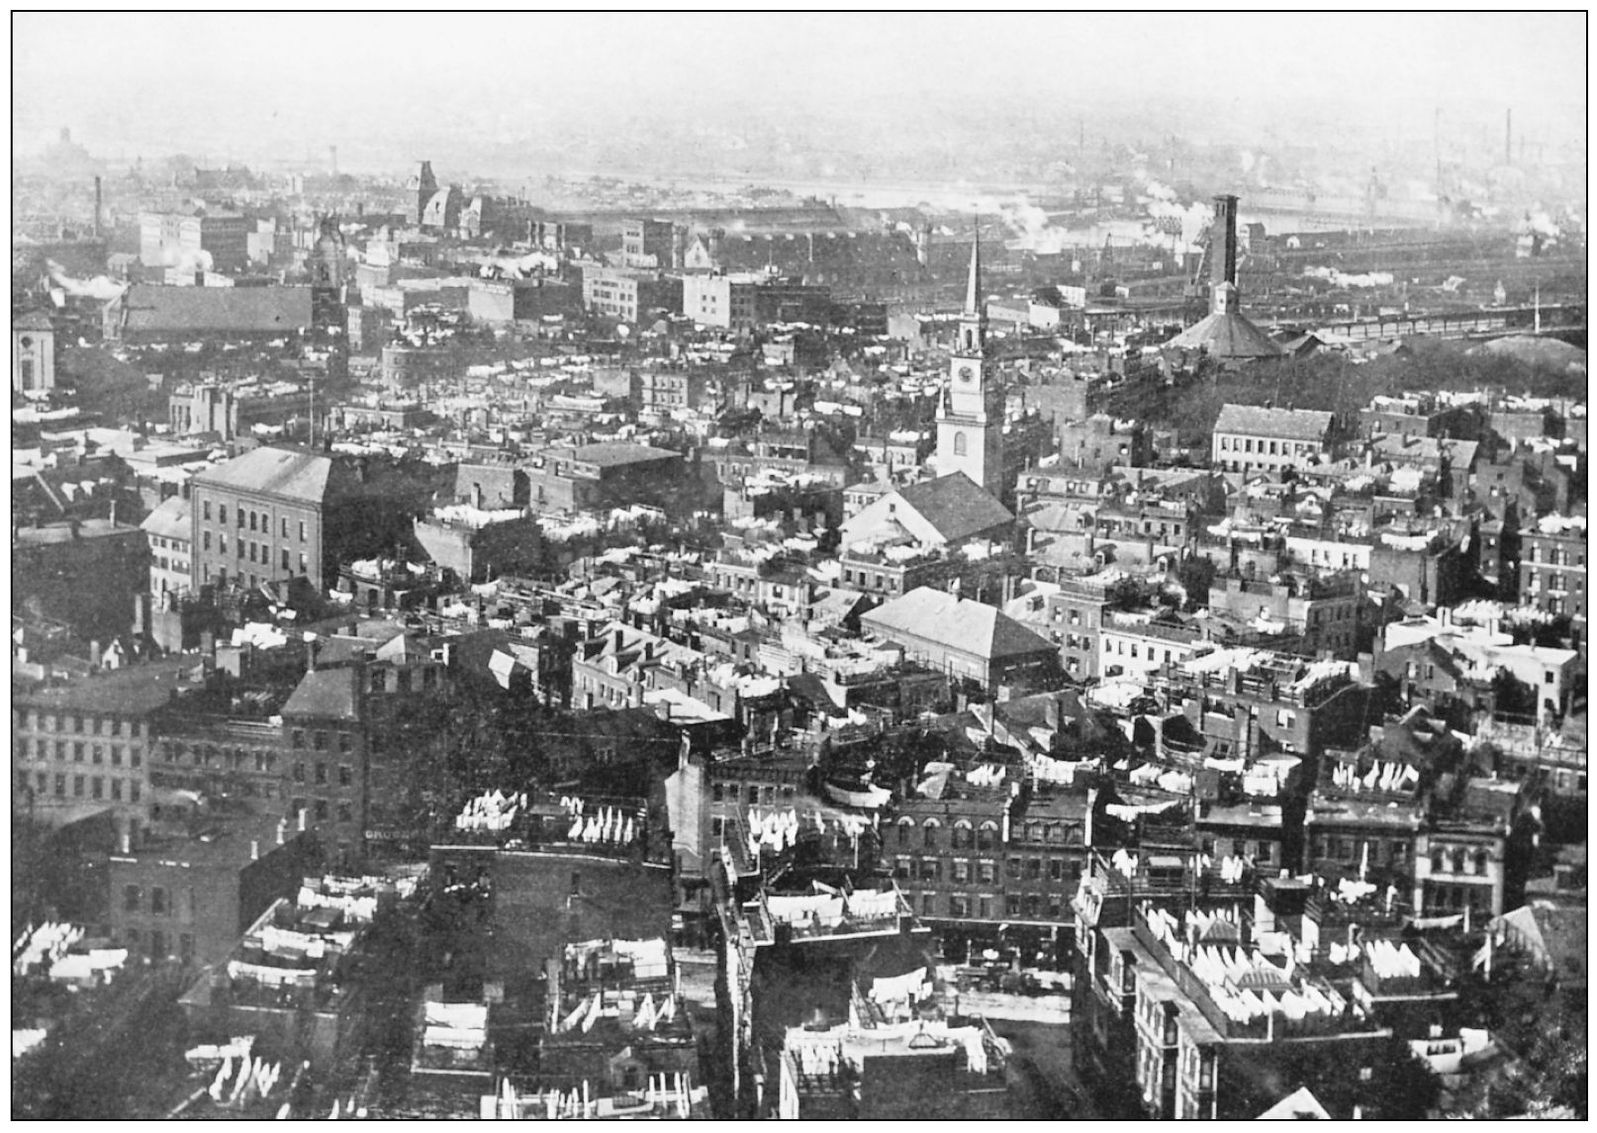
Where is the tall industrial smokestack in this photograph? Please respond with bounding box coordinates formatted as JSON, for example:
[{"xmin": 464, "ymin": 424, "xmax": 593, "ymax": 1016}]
[
  {"xmin": 93, "ymin": 176, "xmax": 103, "ymax": 238},
  {"xmin": 1211, "ymin": 195, "xmax": 1238, "ymax": 289},
  {"xmin": 1209, "ymin": 194, "xmax": 1240, "ymax": 316}
]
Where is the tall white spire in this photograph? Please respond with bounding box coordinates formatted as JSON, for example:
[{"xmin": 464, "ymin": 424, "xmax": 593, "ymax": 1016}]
[{"xmin": 964, "ymin": 218, "xmax": 982, "ymax": 316}]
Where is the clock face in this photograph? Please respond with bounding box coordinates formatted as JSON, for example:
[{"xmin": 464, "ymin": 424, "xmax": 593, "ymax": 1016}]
[{"xmin": 958, "ymin": 365, "xmax": 974, "ymax": 383}]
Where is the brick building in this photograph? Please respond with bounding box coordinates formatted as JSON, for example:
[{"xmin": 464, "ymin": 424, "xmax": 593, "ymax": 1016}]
[
  {"xmin": 108, "ymin": 814, "xmax": 321, "ymax": 966},
  {"xmin": 11, "ymin": 661, "xmax": 193, "ymax": 830}
]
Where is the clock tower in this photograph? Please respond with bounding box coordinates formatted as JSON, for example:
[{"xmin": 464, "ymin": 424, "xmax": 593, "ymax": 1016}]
[{"xmin": 936, "ymin": 228, "xmax": 1004, "ymax": 497}]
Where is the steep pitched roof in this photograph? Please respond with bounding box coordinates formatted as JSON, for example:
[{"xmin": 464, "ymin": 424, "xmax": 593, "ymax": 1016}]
[
  {"xmin": 1167, "ymin": 311, "xmax": 1283, "ymax": 359},
  {"xmin": 193, "ymin": 446, "xmax": 332, "ymax": 502},
  {"xmin": 862, "ymin": 587, "xmax": 1054, "ymax": 661},
  {"xmin": 1213, "ymin": 404, "xmax": 1334, "ymax": 442},
  {"xmin": 281, "ymin": 667, "xmax": 361, "ymax": 721},
  {"xmin": 139, "ymin": 494, "xmax": 191, "ymax": 541},
  {"xmin": 894, "ymin": 473, "xmax": 1014, "ymax": 543}
]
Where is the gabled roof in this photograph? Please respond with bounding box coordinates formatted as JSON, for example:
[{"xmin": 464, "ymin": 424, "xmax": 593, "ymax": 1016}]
[
  {"xmin": 1257, "ymin": 1085, "xmax": 1330, "ymax": 1119},
  {"xmin": 894, "ymin": 473, "xmax": 1013, "ymax": 543},
  {"xmin": 1213, "ymin": 404, "xmax": 1334, "ymax": 442},
  {"xmin": 115, "ymin": 284, "xmax": 313, "ymax": 334},
  {"xmin": 193, "ymin": 446, "xmax": 332, "ymax": 502},
  {"xmin": 861, "ymin": 587, "xmax": 1054, "ymax": 661},
  {"xmin": 281, "ymin": 667, "xmax": 360, "ymax": 721}
]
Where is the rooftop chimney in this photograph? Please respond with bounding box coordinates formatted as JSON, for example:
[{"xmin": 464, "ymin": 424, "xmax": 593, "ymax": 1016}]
[
  {"xmin": 250, "ymin": 839, "xmax": 260, "ymax": 861},
  {"xmin": 93, "ymin": 176, "xmax": 103, "ymax": 239},
  {"xmin": 276, "ymin": 818, "xmax": 287, "ymax": 845},
  {"xmin": 297, "ymin": 808, "xmax": 306, "ymax": 832}
]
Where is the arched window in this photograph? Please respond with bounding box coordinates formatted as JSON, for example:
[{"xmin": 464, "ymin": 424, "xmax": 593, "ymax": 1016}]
[
  {"xmin": 897, "ymin": 817, "xmax": 915, "ymax": 847},
  {"xmin": 977, "ymin": 822, "xmax": 998, "ymax": 852},
  {"xmin": 953, "ymin": 431, "xmax": 967, "ymax": 457},
  {"xmin": 922, "ymin": 818, "xmax": 941, "ymax": 849},
  {"xmin": 951, "ymin": 821, "xmax": 974, "ymax": 850}
]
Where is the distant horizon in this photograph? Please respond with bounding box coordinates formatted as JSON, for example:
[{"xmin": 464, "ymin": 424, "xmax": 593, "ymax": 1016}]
[{"xmin": 13, "ymin": 13, "xmax": 1586, "ymax": 189}]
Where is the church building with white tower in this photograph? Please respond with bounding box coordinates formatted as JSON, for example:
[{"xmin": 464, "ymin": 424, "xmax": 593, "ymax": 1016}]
[{"xmin": 934, "ymin": 232, "xmax": 1004, "ymax": 497}]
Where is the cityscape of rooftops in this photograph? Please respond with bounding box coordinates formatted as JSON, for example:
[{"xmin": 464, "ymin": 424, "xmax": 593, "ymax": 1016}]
[{"xmin": 10, "ymin": 11, "xmax": 1586, "ymax": 1121}]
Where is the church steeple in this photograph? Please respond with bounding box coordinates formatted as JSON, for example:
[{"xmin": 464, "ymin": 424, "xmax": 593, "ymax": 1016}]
[
  {"xmin": 957, "ymin": 218, "xmax": 985, "ymax": 356},
  {"xmin": 936, "ymin": 215, "xmax": 1003, "ymax": 499},
  {"xmin": 964, "ymin": 220, "xmax": 982, "ymax": 316}
]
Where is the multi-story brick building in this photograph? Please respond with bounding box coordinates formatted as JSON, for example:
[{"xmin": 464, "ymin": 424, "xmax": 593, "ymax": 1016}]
[
  {"xmin": 138, "ymin": 209, "xmax": 250, "ymax": 272},
  {"xmin": 1210, "ymin": 404, "xmax": 1338, "ymax": 476},
  {"xmin": 189, "ymin": 446, "xmax": 422, "ymax": 597},
  {"xmin": 1042, "ymin": 573, "xmax": 1115, "ymax": 682},
  {"xmin": 581, "ymin": 265, "xmax": 682, "ymax": 323},
  {"xmin": 108, "ymin": 814, "xmax": 321, "ymax": 966},
  {"xmin": 280, "ymin": 667, "xmax": 368, "ymax": 865},
  {"xmin": 621, "ymin": 218, "xmax": 677, "ymax": 269},
  {"xmin": 189, "ymin": 446, "xmax": 334, "ymax": 594},
  {"xmin": 11, "ymin": 661, "xmax": 188, "ymax": 830},
  {"xmin": 139, "ymin": 495, "xmax": 193, "ymax": 599},
  {"xmin": 1518, "ymin": 515, "xmax": 1587, "ymax": 639}
]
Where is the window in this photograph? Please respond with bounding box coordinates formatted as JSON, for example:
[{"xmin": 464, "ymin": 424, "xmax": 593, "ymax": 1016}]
[
  {"xmin": 281, "ymin": 549, "xmax": 290, "ymax": 571},
  {"xmin": 1027, "ymin": 858, "xmax": 1042, "ymax": 880},
  {"xmin": 151, "ymin": 886, "xmax": 168, "ymax": 916},
  {"xmin": 218, "ymin": 506, "xmax": 227, "ymax": 525},
  {"xmin": 299, "ymin": 522, "xmax": 307, "ymax": 542},
  {"xmin": 315, "ymin": 763, "xmax": 328, "ymax": 785},
  {"xmin": 923, "ymin": 819, "xmax": 939, "ymax": 849},
  {"xmin": 1008, "ymin": 857, "xmax": 1022, "ymax": 880},
  {"xmin": 91, "ymin": 777, "xmax": 103, "ymax": 799},
  {"xmin": 313, "ymin": 732, "xmax": 328, "ymax": 751},
  {"xmin": 338, "ymin": 802, "xmax": 353, "ymax": 823},
  {"xmin": 978, "ymin": 860, "xmax": 997, "ymax": 884},
  {"xmin": 73, "ymin": 775, "xmax": 85, "ymax": 797},
  {"xmin": 953, "ymin": 431, "xmax": 968, "ymax": 456},
  {"xmin": 281, "ymin": 518, "xmax": 289, "ymax": 538},
  {"xmin": 123, "ymin": 885, "xmax": 140, "ymax": 912},
  {"xmin": 203, "ymin": 501, "xmax": 212, "ymax": 521},
  {"xmin": 315, "ymin": 799, "xmax": 329, "ymax": 820},
  {"xmin": 249, "ymin": 510, "xmax": 257, "ymax": 532},
  {"xmin": 1005, "ymin": 895, "xmax": 1021, "ymax": 916},
  {"xmin": 130, "ymin": 782, "xmax": 140, "ymax": 802},
  {"xmin": 339, "ymin": 765, "xmax": 352, "ymax": 787},
  {"xmin": 898, "ymin": 819, "xmax": 914, "ymax": 847}
]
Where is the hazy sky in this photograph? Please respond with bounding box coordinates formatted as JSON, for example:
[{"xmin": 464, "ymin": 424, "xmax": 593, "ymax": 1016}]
[{"xmin": 14, "ymin": 12, "xmax": 1586, "ymax": 170}]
